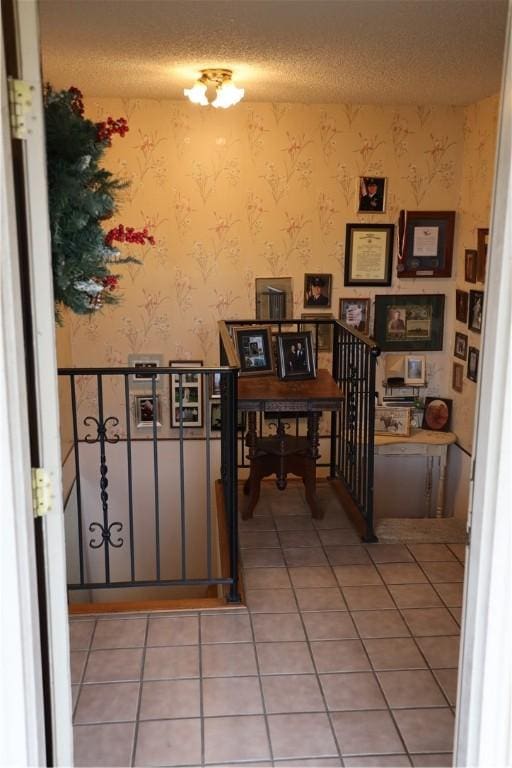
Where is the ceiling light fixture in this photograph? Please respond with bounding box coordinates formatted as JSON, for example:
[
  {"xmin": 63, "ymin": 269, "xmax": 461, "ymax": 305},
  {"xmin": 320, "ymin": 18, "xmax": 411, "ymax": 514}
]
[{"xmin": 184, "ymin": 68, "xmax": 244, "ymax": 109}]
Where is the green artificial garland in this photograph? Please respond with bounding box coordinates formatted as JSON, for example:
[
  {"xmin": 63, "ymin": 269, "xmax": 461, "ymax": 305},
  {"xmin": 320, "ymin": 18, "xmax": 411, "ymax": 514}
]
[{"xmin": 44, "ymin": 86, "xmax": 153, "ymax": 321}]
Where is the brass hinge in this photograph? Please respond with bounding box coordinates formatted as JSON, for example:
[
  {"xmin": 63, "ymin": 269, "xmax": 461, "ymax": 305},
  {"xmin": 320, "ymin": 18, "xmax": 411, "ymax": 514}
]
[
  {"xmin": 31, "ymin": 468, "xmax": 54, "ymax": 518},
  {"xmin": 7, "ymin": 78, "xmax": 35, "ymax": 140}
]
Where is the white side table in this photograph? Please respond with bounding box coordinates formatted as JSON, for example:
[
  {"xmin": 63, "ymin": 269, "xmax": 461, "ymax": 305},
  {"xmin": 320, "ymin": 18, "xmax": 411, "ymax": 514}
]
[{"xmin": 374, "ymin": 429, "xmax": 456, "ymax": 518}]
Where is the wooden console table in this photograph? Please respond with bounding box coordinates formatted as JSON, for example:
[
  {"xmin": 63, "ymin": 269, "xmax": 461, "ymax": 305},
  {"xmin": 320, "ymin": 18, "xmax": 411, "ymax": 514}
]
[
  {"xmin": 238, "ymin": 369, "xmax": 344, "ymax": 519},
  {"xmin": 374, "ymin": 429, "xmax": 456, "ymax": 518}
]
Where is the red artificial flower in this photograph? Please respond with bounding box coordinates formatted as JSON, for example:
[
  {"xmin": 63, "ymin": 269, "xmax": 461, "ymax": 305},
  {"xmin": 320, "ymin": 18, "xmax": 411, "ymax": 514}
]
[
  {"xmin": 96, "ymin": 116, "xmax": 129, "ymax": 145},
  {"xmin": 105, "ymin": 224, "xmax": 155, "ymax": 247},
  {"xmin": 101, "ymin": 275, "xmax": 119, "ymax": 292},
  {"xmin": 68, "ymin": 86, "xmax": 84, "ymax": 117}
]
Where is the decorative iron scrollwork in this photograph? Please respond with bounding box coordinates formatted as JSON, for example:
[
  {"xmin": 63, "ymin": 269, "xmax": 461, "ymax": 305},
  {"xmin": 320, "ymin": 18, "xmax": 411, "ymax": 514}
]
[
  {"xmin": 89, "ymin": 521, "xmax": 123, "ymax": 549},
  {"xmin": 83, "ymin": 415, "xmax": 120, "ymax": 444}
]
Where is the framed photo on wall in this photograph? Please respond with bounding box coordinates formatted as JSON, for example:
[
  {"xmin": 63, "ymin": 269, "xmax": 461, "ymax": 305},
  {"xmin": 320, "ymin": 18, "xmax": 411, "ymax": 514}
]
[
  {"xmin": 374, "ymin": 294, "xmax": 445, "ymax": 351},
  {"xmin": 357, "ymin": 176, "xmax": 387, "ymax": 213},
  {"xmin": 404, "ymin": 355, "xmax": 426, "ymax": 385},
  {"xmin": 455, "ymin": 289, "xmax": 469, "ymax": 323},
  {"xmin": 454, "ymin": 332, "xmax": 468, "ymax": 360},
  {"xmin": 467, "ymin": 346, "xmax": 479, "ymax": 382},
  {"xmin": 468, "ymin": 290, "xmax": 484, "ymax": 333},
  {"xmin": 169, "ymin": 360, "xmax": 203, "ymax": 428},
  {"xmin": 452, "ymin": 362, "xmax": 464, "ymax": 393},
  {"xmin": 339, "ymin": 297, "xmax": 371, "ymax": 335},
  {"xmin": 134, "ymin": 394, "xmax": 162, "ymax": 429},
  {"xmin": 303, "ymin": 273, "xmax": 332, "ymax": 308},
  {"xmin": 255, "ymin": 277, "xmax": 293, "ymax": 321},
  {"xmin": 477, "ymin": 227, "xmax": 489, "ymax": 282},
  {"xmin": 233, "ymin": 326, "xmax": 274, "ymax": 376},
  {"xmin": 128, "ymin": 353, "xmax": 163, "ymax": 388},
  {"xmin": 397, "ymin": 210, "xmax": 455, "ymax": 278},
  {"xmin": 276, "ymin": 332, "xmax": 316, "ymax": 380},
  {"xmin": 300, "ymin": 313, "xmax": 334, "ymax": 352},
  {"xmin": 464, "ymin": 249, "xmax": 477, "ymax": 283},
  {"xmin": 344, "ymin": 223, "xmax": 394, "ymax": 286}
]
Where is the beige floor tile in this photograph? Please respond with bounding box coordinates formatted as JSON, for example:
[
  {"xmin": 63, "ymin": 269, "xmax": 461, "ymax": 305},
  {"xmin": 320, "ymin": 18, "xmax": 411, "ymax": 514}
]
[
  {"xmin": 388, "ymin": 583, "xmax": 443, "ymax": 609},
  {"xmin": 147, "ymin": 615, "xmax": 198, "ymax": 646},
  {"xmin": 377, "ymin": 669, "xmax": 446, "ymax": 708},
  {"xmin": 243, "ymin": 567, "xmax": 291, "ymax": 589},
  {"xmin": 433, "ymin": 668, "xmax": 458, "ymax": 705},
  {"xmin": 242, "ymin": 547, "xmax": 286, "ymax": 567},
  {"xmin": 134, "ymin": 718, "xmax": 201, "ymax": 766},
  {"xmin": 70, "ymin": 651, "xmax": 87, "ymax": 684},
  {"xmin": 284, "ymin": 547, "xmax": 328, "ymax": 566},
  {"xmin": 91, "ymin": 617, "xmax": 147, "ymax": 649},
  {"xmin": 407, "ymin": 544, "xmax": 457, "ymax": 562},
  {"xmin": 84, "ymin": 648, "xmax": 143, "ymax": 683},
  {"xmin": 311, "ymin": 639, "xmax": 371, "ymax": 673},
  {"xmin": 320, "ymin": 671, "xmax": 386, "ymax": 710},
  {"xmin": 415, "ymin": 636, "xmax": 460, "ymax": 668},
  {"xmin": 344, "ymin": 756, "xmax": 411, "ymax": 767},
  {"xmin": 69, "ymin": 620, "xmax": 95, "ymax": 650},
  {"xmin": 274, "ymin": 516, "xmax": 315, "ymax": 531},
  {"xmin": 288, "ymin": 566, "xmax": 337, "ymax": 588},
  {"xmin": 331, "ymin": 710, "xmax": 404, "ymax": 756},
  {"xmin": 240, "ymin": 530, "xmax": 280, "ymax": 548},
  {"xmin": 239, "ymin": 516, "xmax": 276, "ymax": 531},
  {"xmin": 365, "ymin": 544, "xmax": 415, "ymax": 564},
  {"xmin": 246, "ymin": 588, "xmax": 298, "ymax": 613},
  {"xmin": 363, "ymin": 638, "xmax": 427, "ymax": 670},
  {"xmin": 433, "ymin": 582, "xmax": 464, "ymax": 606},
  {"xmin": 421, "ymin": 562, "xmax": 465, "ymax": 582},
  {"xmin": 278, "ymin": 529, "xmax": 322, "ymax": 547},
  {"xmin": 252, "ymin": 612, "xmax": 306, "ymax": 642},
  {"xmin": 262, "ymin": 674, "xmax": 325, "ymax": 713},
  {"xmin": 295, "ymin": 586, "xmax": 347, "ymax": 611},
  {"xmin": 204, "ymin": 715, "xmax": 271, "ymax": 763},
  {"xmin": 333, "ymin": 564, "xmax": 383, "ymax": 586},
  {"xmin": 324, "ymin": 546, "xmax": 372, "ymax": 565},
  {"xmin": 342, "ymin": 585, "xmax": 395, "ymax": 611},
  {"xmin": 203, "ymin": 676, "xmax": 263, "ymax": 716},
  {"xmin": 268, "ymin": 713, "xmax": 338, "ymax": 759},
  {"xmin": 401, "ymin": 608, "xmax": 460, "ymax": 637},
  {"xmin": 351, "ymin": 610, "xmax": 410, "ymax": 638},
  {"xmin": 393, "ymin": 707, "xmax": 455, "ymax": 753},
  {"xmin": 302, "ymin": 610, "xmax": 357, "ymax": 640},
  {"xmin": 75, "ymin": 682, "xmax": 139, "ymax": 724},
  {"xmin": 143, "ymin": 645, "xmax": 199, "ymax": 680},
  {"xmin": 275, "ymin": 759, "xmax": 341, "ymax": 767},
  {"xmin": 316, "ymin": 525, "xmax": 361, "ymax": 541},
  {"xmin": 139, "ymin": 679, "xmax": 200, "ymax": 719},
  {"xmin": 74, "ymin": 722, "xmax": 135, "ymax": 767},
  {"xmin": 312, "ymin": 511, "xmax": 354, "ymax": 530},
  {"xmin": 410, "ymin": 754, "xmax": 452, "ymax": 767},
  {"xmin": 201, "ymin": 612, "xmax": 252, "ymax": 643},
  {"xmin": 201, "ymin": 642, "xmax": 257, "ymax": 677},
  {"xmin": 257, "ymin": 641, "xmax": 315, "ymax": 675},
  {"xmin": 377, "ymin": 563, "xmax": 428, "ymax": 584}
]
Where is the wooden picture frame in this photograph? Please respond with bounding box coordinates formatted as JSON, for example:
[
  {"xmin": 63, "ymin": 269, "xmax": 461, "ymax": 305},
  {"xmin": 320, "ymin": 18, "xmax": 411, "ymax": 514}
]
[
  {"xmin": 374, "ymin": 294, "xmax": 445, "ymax": 351},
  {"xmin": 134, "ymin": 394, "xmax": 161, "ymax": 429},
  {"xmin": 169, "ymin": 360, "xmax": 203, "ymax": 428},
  {"xmin": 454, "ymin": 332, "xmax": 468, "ymax": 361},
  {"xmin": 276, "ymin": 331, "xmax": 316, "ymax": 380},
  {"xmin": 344, "ymin": 223, "xmax": 394, "ymax": 286},
  {"xmin": 452, "ymin": 362, "xmax": 464, "ymax": 393},
  {"xmin": 464, "ymin": 249, "xmax": 477, "ymax": 283},
  {"xmin": 233, "ymin": 326, "xmax": 274, "ymax": 376},
  {"xmin": 358, "ymin": 176, "xmax": 387, "ymax": 213},
  {"xmin": 397, "ymin": 210, "xmax": 455, "ymax": 278},
  {"xmin": 255, "ymin": 277, "xmax": 293, "ymax": 321},
  {"xmin": 477, "ymin": 227, "xmax": 489, "ymax": 282},
  {"xmin": 422, "ymin": 397, "xmax": 452, "ymax": 432},
  {"xmin": 455, "ymin": 290, "xmax": 469, "ymax": 323},
  {"xmin": 468, "ymin": 290, "xmax": 484, "ymax": 333},
  {"xmin": 375, "ymin": 406, "xmax": 411, "ymax": 437},
  {"xmin": 404, "ymin": 355, "xmax": 426, "ymax": 386},
  {"xmin": 467, "ymin": 346, "xmax": 479, "ymax": 382},
  {"xmin": 339, "ymin": 297, "xmax": 371, "ymax": 335},
  {"xmin": 300, "ymin": 313, "xmax": 334, "ymax": 352},
  {"xmin": 128, "ymin": 353, "xmax": 163, "ymax": 389},
  {"xmin": 303, "ymin": 273, "xmax": 332, "ymax": 308}
]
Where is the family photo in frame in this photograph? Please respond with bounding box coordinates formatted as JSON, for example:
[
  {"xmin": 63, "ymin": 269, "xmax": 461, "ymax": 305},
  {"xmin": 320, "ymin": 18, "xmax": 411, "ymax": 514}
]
[
  {"xmin": 276, "ymin": 332, "xmax": 315, "ymax": 380},
  {"xmin": 234, "ymin": 326, "xmax": 274, "ymax": 375},
  {"xmin": 339, "ymin": 297, "xmax": 371, "ymax": 335}
]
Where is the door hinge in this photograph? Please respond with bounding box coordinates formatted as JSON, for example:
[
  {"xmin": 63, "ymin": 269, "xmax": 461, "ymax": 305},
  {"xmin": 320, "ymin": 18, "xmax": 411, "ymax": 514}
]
[
  {"xmin": 32, "ymin": 468, "xmax": 54, "ymax": 518},
  {"xmin": 8, "ymin": 78, "xmax": 35, "ymax": 140}
]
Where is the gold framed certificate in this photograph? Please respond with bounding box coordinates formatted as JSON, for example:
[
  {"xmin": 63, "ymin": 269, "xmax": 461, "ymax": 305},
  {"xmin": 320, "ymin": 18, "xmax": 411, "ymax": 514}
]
[{"xmin": 344, "ymin": 223, "xmax": 394, "ymax": 286}]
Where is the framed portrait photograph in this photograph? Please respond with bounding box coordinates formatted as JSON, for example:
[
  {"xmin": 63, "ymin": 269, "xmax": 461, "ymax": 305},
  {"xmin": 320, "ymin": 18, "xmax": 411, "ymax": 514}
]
[
  {"xmin": 209, "ymin": 371, "xmax": 222, "ymax": 399},
  {"xmin": 374, "ymin": 294, "xmax": 445, "ymax": 351},
  {"xmin": 404, "ymin": 355, "xmax": 426, "ymax": 385},
  {"xmin": 209, "ymin": 403, "xmax": 245, "ymax": 432},
  {"xmin": 452, "ymin": 362, "xmax": 464, "ymax": 393},
  {"xmin": 134, "ymin": 394, "xmax": 161, "ymax": 429},
  {"xmin": 128, "ymin": 353, "xmax": 163, "ymax": 388},
  {"xmin": 339, "ymin": 297, "xmax": 371, "ymax": 335},
  {"xmin": 455, "ymin": 290, "xmax": 469, "ymax": 323},
  {"xmin": 454, "ymin": 332, "xmax": 468, "ymax": 361},
  {"xmin": 304, "ymin": 273, "xmax": 332, "ymax": 308},
  {"xmin": 358, "ymin": 176, "xmax": 386, "ymax": 214},
  {"xmin": 464, "ymin": 249, "xmax": 477, "ymax": 283},
  {"xmin": 374, "ymin": 406, "xmax": 411, "ymax": 437},
  {"xmin": 233, "ymin": 326, "xmax": 274, "ymax": 376},
  {"xmin": 255, "ymin": 277, "xmax": 292, "ymax": 321},
  {"xmin": 467, "ymin": 346, "xmax": 479, "ymax": 382},
  {"xmin": 477, "ymin": 227, "xmax": 489, "ymax": 282},
  {"xmin": 468, "ymin": 290, "xmax": 484, "ymax": 333},
  {"xmin": 300, "ymin": 313, "xmax": 334, "ymax": 352},
  {"xmin": 422, "ymin": 397, "xmax": 452, "ymax": 432},
  {"xmin": 397, "ymin": 210, "xmax": 455, "ymax": 278},
  {"xmin": 345, "ymin": 223, "xmax": 394, "ymax": 286},
  {"xmin": 169, "ymin": 360, "xmax": 203, "ymax": 428},
  {"xmin": 276, "ymin": 332, "xmax": 316, "ymax": 380}
]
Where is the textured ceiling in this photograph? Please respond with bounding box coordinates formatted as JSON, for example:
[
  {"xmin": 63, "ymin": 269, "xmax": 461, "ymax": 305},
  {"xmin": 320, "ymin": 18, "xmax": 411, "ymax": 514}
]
[{"xmin": 39, "ymin": 0, "xmax": 508, "ymax": 105}]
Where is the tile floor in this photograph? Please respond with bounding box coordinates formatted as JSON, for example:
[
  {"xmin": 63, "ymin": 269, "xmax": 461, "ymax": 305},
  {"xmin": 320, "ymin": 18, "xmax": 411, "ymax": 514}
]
[{"xmin": 70, "ymin": 482, "xmax": 464, "ymax": 767}]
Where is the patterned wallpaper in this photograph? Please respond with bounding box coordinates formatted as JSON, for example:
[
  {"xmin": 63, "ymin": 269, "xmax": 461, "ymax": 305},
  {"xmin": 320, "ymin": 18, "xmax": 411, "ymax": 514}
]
[{"xmin": 56, "ymin": 96, "xmax": 497, "ymax": 452}]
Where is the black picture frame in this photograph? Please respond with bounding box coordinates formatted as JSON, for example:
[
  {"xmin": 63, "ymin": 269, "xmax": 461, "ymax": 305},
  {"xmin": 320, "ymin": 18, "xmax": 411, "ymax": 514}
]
[
  {"xmin": 454, "ymin": 332, "xmax": 468, "ymax": 361},
  {"xmin": 276, "ymin": 332, "xmax": 316, "ymax": 380},
  {"xmin": 374, "ymin": 294, "xmax": 445, "ymax": 351},
  {"xmin": 467, "ymin": 346, "xmax": 479, "ymax": 382},
  {"xmin": 477, "ymin": 228, "xmax": 489, "ymax": 283},
  {"xmin": 303, "ymin": 273, "xmax": 332, "ymax": 308},
  {"xmin": 233, "ymin": 326, "xmax": 274, "ymax": 376},
  {"xmin": 422, "ymin": 397, "xmax": 452, "ymax": 432},
  {"xmin": 344, "ymin": 223, "xmax": 394, "ymax": 286},
  {"xmin": 358, "ymin": 176, "xmax": 387, "ymax": 214},
  {"xmin": 398, "ymin": 210, "xmax": 455, "ymax": 278},
  {"xmin": 456, "ymin": 290, "xmax": 469, "ymax": 323},
  {"xmin": 464, "ymin": 249, "xmax": 477, "ymax": 283},
  {"xmin": 468, "ymin": 290, "xmax": 484, "ymax": 333},
  {"xmin": 339, "ymin": 297, "xmax": 371, "ymax": 335}
]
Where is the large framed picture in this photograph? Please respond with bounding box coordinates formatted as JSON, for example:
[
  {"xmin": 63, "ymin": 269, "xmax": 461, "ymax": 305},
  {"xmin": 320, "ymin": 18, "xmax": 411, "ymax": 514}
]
[
  {"xmin": 358, "ymin": 176, "xmax": 386, "ymax": 214},
  {"xmin": 303, "ymin": 273, "xmax": 332, "ymax": 308},
  {"xmin": 169, "ymin": 360, "xmax": 203, "ymax": 428},
  {"xmin": 300, "ymin": 313, "xmax": 334, "ymax": 352},
  {"xmin": 397, "ymin": 210, "xmax": 455, "ymax": 278},
  {"xmin": 374, "ymin": 294, "xmax": 445, "ymax": 351},
  {"xmin": 233, "ymin": 326, "xmax": 274, "ymax": 376},
  {"xmin": 276, "ymin": 332, "xmax": 316, "ymax": 380},
  {"xmin": 374, "ymin": 406, "xmax": 411, "ymax": 437},
  {"xmin": 339, "ymin": 297, "xmax": 371, "ymax": 335},
  {"xmin": 128, "ymin": 353, "xmax": 163, "ymax": 388},
  {"xmin": 468, "ymin": 290, "xmax": 484, "ymax": 333},
  {"xmin": 134, "ymin": 394, "xmax": 162, "ymax": 429},
  {"xmin": 344, "ymin": 223, "xmax": 394, "ymax": 286},
  {"xmin": 255, "ymin": 277, "xmax": 293, "ymax": 321}
]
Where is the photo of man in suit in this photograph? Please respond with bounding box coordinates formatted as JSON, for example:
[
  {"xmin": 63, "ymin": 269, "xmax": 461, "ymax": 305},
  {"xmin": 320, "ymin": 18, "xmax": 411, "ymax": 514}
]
[
  {"xmin": 359, "ymin": 177, "xmax": 385, "ymax": 213},
  {"xmin": 305, "ymin": 275, "xmax": 330, "ymax": 307}
]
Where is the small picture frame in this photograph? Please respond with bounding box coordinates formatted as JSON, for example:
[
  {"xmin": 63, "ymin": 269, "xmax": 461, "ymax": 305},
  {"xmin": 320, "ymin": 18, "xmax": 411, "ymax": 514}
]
[
  {"xmin": 134, "ymin": 394, "xmax": 161, "ymax": 428},
  {"xmin": 404, "ymin": 355, "xmax": 426, "ymax": 386},
  {"xmin": 358, "ymin": 176, "xmax": 386, "ymax": 213},
  {"xmin": 467, "ymin": 346, "xmax": 479, "ymax": 382},
  {"xmin": 374, "ymin": 294, "xmax": 445, "ymax": 352},
  {"xmin": 255, "ymin": 277, "xmax": 293, "ymax": 321},
  {"xmin": 468, "ymin": 290, "xmax": 484, "ymax": 333},
  {"xmin": 169, "ymin": 360, "xmax": 203, "ymax": 428},
  {"xmin": 276, "ymin": 332, "xmax": 316, "ymax": 380},
  {"xmin": 454, "ymin": 332, "xmax": 468, "ymax": 361},
  {"xmin": 477, "ymin": 228, "xmax": 489, "ymax": 282},
  {"xmin": 128, "ymin": 353, "xmax": 163, "ymax": 388},
  {"xmin": 422, "ymin": 397, "xmax": 452, "ymax": 432},
  {"xmin": 339, "ymin": 297, "xmax": 371, "ymax": 335},
  {"xmin": 300, "ymin": 313, "xmax": 333, "ymax": 352},
  {"xmin": 375, "ymin": 406, "xmax": 411, "ymax": 437},
  {"xmin": 210, "ymin": 402, "xmax": 222, "ymax": 431},
  {"xmin": 304, "ymin": 273, "xmax": 332, "ymax": 308},
  {"xmin": 209, "ymin": 371, "xmax": 222, "ymax": 399},
  {"xmin": 455, "ymin": 289, "xmax": 469, "ymax": 323},
  {"xmin": 464, "ymin": 249, "xmax": 477, "ymax": 283},
  {"xmin": 398, "ymin": 210, "xmax": 455, "ymax": 278},
  {"xmin": 345, "ymin": 223, "xmax": 394, "ymax": 286},
  {"xmin": 452, "ymin": 362, "xmax": 464, "ymax": 393},
  {"xmin": 233, "ymin": 326, "xmax": 274, "ymax": 376}
]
